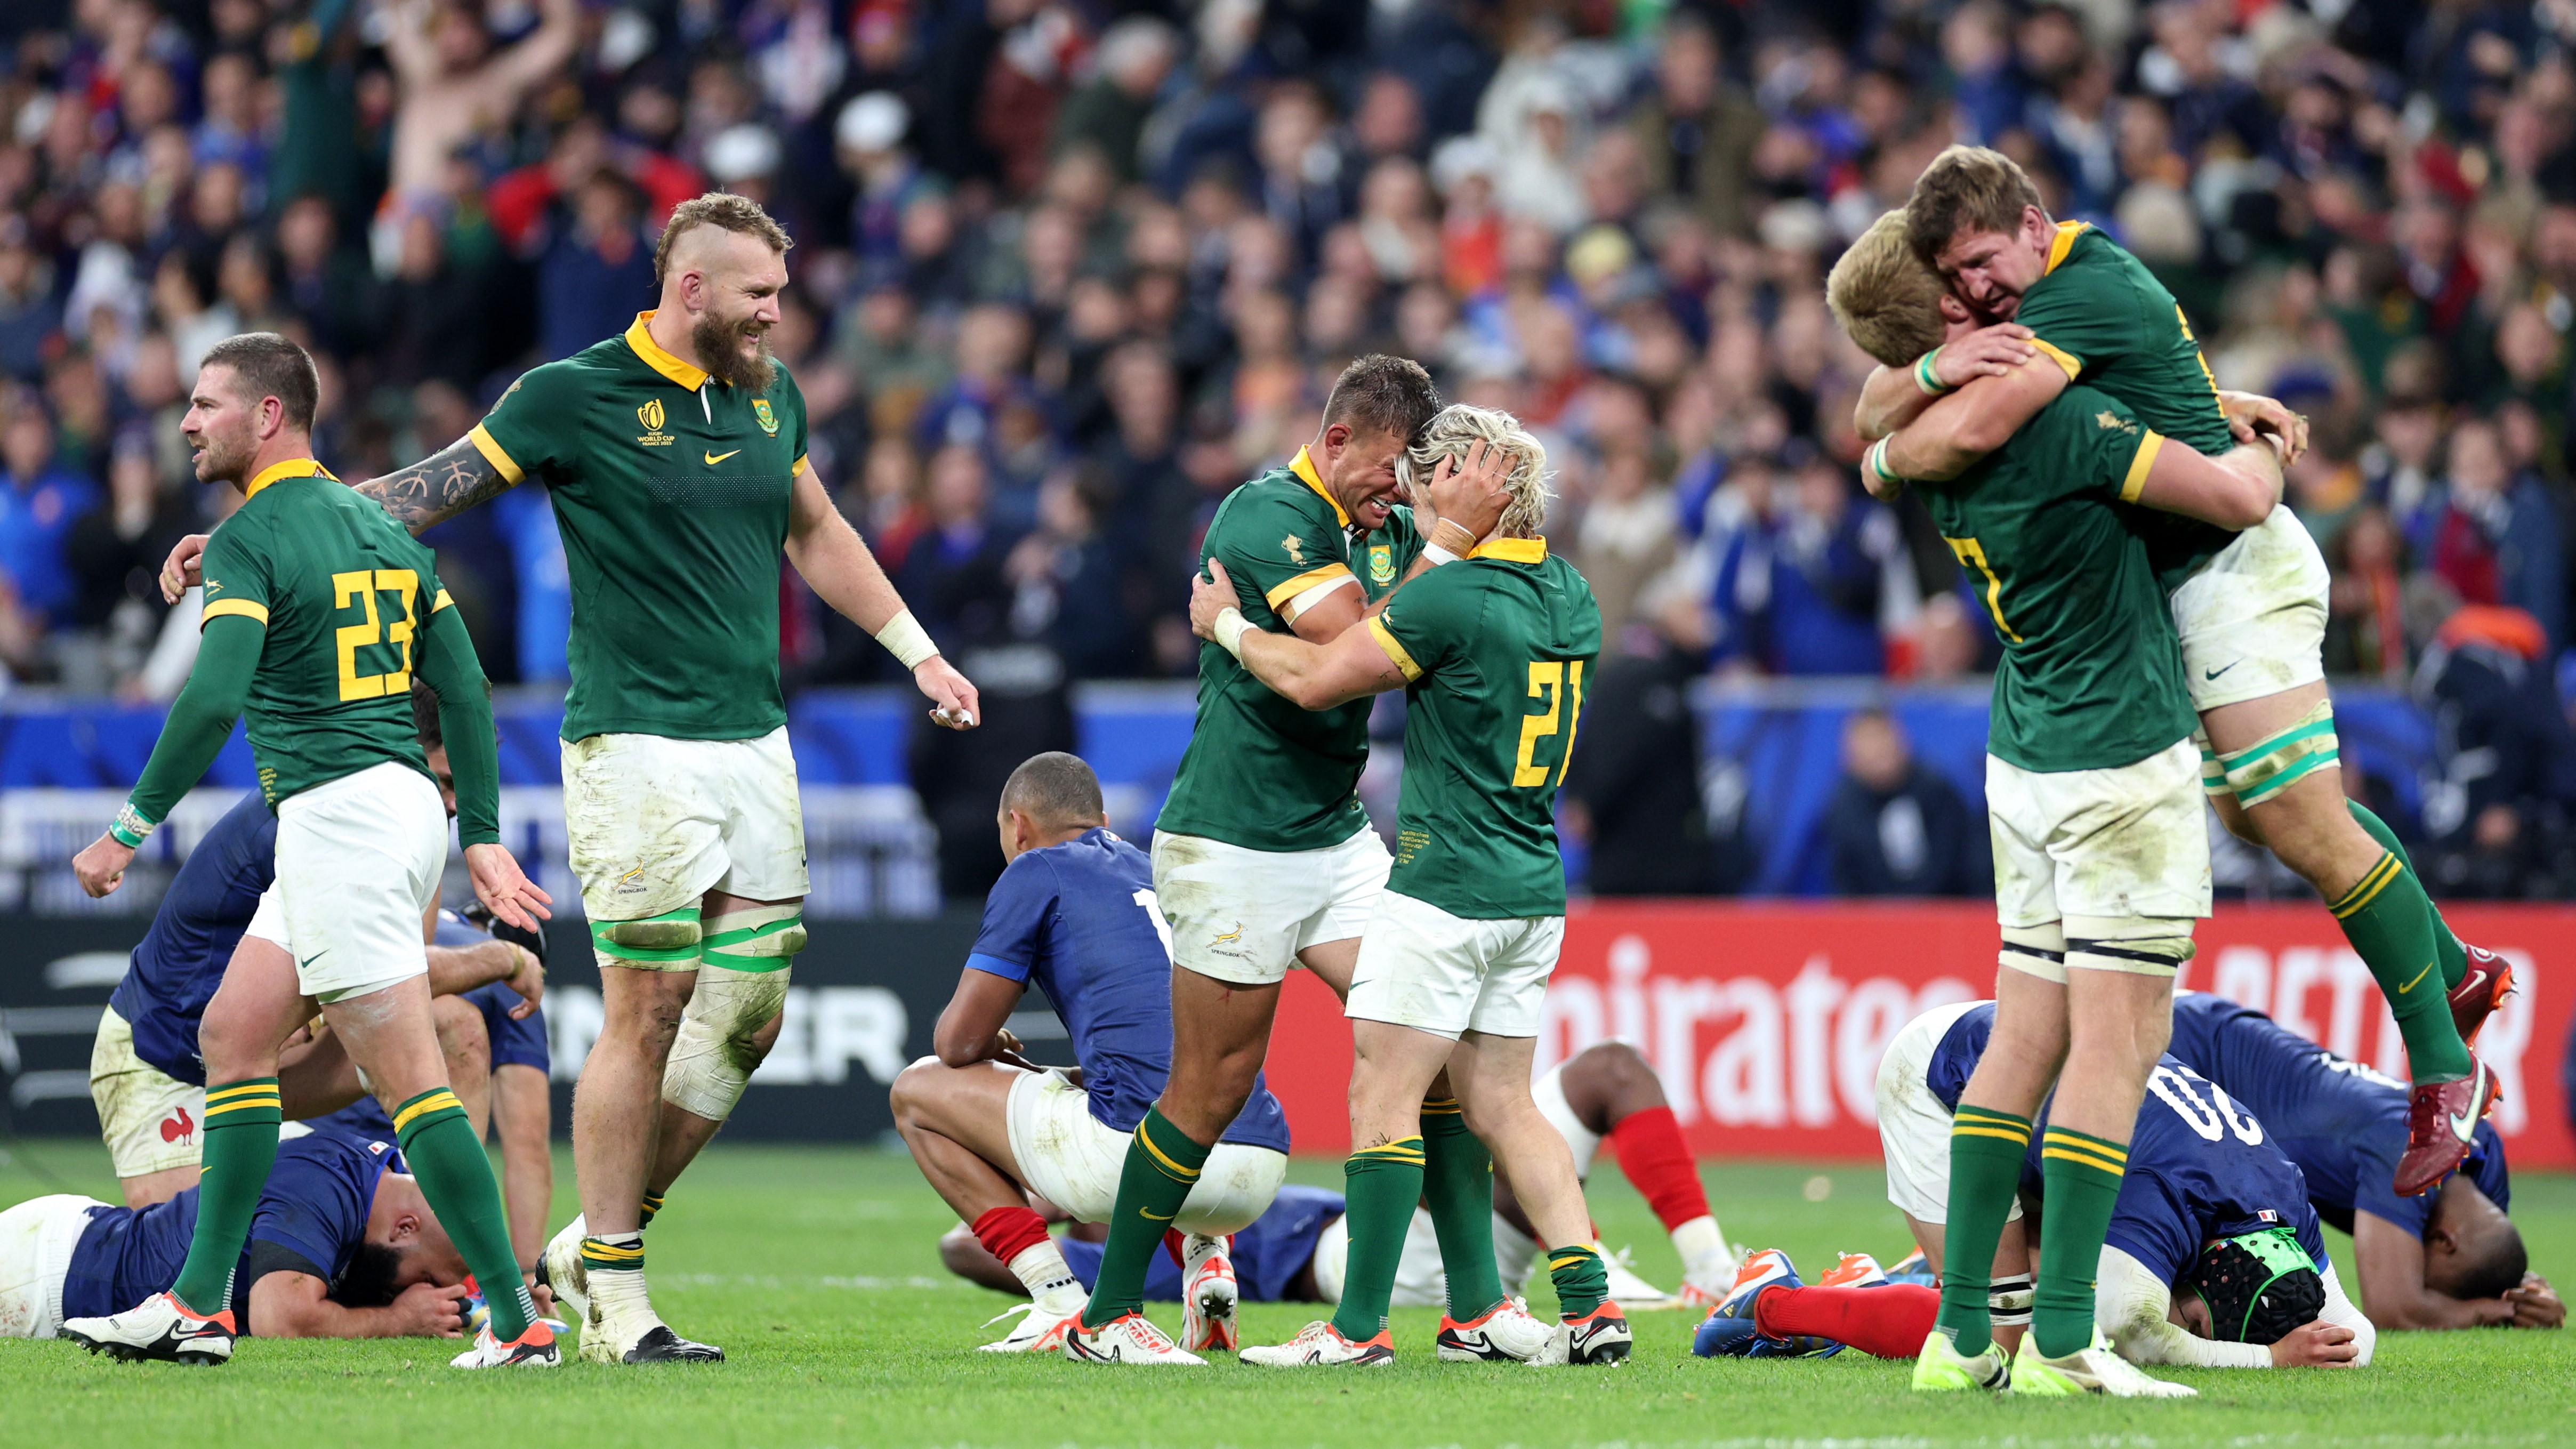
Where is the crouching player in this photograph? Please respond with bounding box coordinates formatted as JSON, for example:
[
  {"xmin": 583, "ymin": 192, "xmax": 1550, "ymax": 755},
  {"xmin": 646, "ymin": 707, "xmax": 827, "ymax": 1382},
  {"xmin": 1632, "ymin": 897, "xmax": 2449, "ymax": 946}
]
[
  {"xmin": 89, "ymin": 683, "xmax": 545, "ymax": 1211},
  {"xmin": 890, "ymin": 752, "xmax": 1289, "ymax": 1358},
  {"xmin": 2167, "ymin": 993, "xmax": 2559, "ymax": 1332},
  {"xmin": 62, "ymin": 333, "xmax": 553, "ymax": 1368},
  {"xmin": 1200, "ymin": 406, "xmax": 1624, "ymax": 1367},
  {"xmin": 1, "ymin": 1129, "xmax": 530, "ymax": 1343}
]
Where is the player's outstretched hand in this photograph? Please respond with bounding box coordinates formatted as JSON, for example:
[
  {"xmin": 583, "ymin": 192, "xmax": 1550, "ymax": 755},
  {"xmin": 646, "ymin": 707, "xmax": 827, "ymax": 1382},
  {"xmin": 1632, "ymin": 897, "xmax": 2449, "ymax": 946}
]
[
  {"xmin": 464, "ymin": 842, "xmax": 553, "ymax": 933},
  {"xmin": 1934, "ymin": 324, "xmax": 2036, "ymax": 387},
  {"xmin": 393, "ymin": 1281, "xmax": 472, "ymax": 1338},
  {"xmin": 2508, "ymin": 1273, "xmax": 2564, "ymax": 1329},
  {"xmin": 73, "ymin": 833, "xmax": 135, "ymax": 898},
  {"xmin": 2268, "ymin": 1319, "xmax": 2359, "ymax": 1366},
  {"xmin": 160, "ymin": 532, "xmax": 210, "ymax": 605},
  {"xmin": 2218, "ymin": 390, "xmax": 2308, "ymax": 467},
  {"xmin": 1427, "ymin": 437, "xmax": 1510, "ymax": 541},
  {"xmin": 1189, "ymin": 559, "xmax": 1240, "ymax": 640},
  {"xmin": 916, "ymin": 655, "xmax": 980, "ymax": 729}
]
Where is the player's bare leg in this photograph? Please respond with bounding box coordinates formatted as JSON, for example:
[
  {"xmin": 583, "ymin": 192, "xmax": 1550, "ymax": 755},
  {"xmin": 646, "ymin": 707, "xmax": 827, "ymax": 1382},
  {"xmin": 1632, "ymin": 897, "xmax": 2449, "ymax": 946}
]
[
  {"xmin": 891, "ymin": 1056, "xmax": 1093, "ymax": 1349},
  {"xmin": 570, "ymin": 964, "xmax": 704, "ymax": 1359},
  {"xmin": 642, "ymin": 1009, "xmax": 785, "ymax": 1204},
  {"xmin": 1452, "ymin": 1031, "xmax": 1629, "ymax": 1364}
]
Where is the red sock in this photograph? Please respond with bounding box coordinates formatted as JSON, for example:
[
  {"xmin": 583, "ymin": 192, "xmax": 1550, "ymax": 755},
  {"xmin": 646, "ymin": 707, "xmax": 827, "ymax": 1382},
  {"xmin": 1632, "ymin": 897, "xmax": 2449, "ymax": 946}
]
[
  {"xmin": 970, "ymin": 1205, "xmax": 1052, "ymax": 1266},
  {"xmin": 1753, "ymin": 1283, "xmax": 1939, "ymax": 1359},
  {"xmin": 1607, "ymin": 1106, "xmax": 1709, "ymax": 1230}
]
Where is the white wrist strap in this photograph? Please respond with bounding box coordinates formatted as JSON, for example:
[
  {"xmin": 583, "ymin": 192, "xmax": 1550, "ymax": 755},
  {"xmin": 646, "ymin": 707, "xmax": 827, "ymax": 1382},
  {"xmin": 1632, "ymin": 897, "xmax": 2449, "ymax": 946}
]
[
  {"xmin": 1213, "ymin": 607, "xmax": 1251, "ymax": 660},
  {"xmin": 874, "ymin": 608, "xmax": 940, "ymax": 670},
  {"xmin": 1424, "ymin": 543, "xmax": 1462, "ymax": 566}
]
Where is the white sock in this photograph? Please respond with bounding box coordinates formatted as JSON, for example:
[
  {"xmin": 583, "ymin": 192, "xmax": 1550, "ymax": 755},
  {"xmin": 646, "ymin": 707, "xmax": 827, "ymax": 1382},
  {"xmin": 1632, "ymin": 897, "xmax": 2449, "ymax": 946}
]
[
  {"xmin": 588, "ymin": 1236, "xmax": 655, "ymax": 1325},
  {"xmin": 1670, "ymin": 1215, "xmax": 1729, "ymax": 1277},
  {"xmin": 1007, "ymin": 1241, "xmax": 1085, "ymax": 1315}
]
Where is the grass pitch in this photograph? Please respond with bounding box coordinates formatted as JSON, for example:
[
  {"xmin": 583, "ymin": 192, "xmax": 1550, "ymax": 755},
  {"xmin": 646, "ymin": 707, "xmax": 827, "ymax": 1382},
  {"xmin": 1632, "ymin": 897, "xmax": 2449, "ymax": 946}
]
[{"xmin": 2, "ymin": 1140, "xmax": 2571, "ymax": 1447}]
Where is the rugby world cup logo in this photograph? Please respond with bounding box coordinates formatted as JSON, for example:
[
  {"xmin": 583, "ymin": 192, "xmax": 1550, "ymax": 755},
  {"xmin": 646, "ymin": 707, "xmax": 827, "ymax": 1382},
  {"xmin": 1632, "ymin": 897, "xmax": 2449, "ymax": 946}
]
[{"xmin": 638, "ymin": 399, "xmax": 665, "ymax": 431}]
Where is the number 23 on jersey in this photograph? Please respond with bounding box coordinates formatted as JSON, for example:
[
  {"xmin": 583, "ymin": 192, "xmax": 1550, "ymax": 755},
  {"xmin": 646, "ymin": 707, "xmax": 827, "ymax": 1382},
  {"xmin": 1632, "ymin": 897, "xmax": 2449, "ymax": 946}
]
[{"xmin": 332, "ymin": 568, "xmax": 418, "ymax": 701}]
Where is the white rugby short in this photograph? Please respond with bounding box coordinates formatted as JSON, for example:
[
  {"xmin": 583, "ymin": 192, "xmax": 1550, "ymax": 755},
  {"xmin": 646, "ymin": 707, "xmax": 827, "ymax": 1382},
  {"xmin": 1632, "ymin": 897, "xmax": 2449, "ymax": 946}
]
[
  {"xmin": 564, "ymin": 727, "xmax": 809, "ymax": 938},
  {"xmin": 1149, "ymin": 828, "xmax": 1389, "ymax": 987},
  {"xmin": 1346, "ymin": 890, "xmax": 1563, "ymax": 1041},
  {"xmin": 1874, "ymin": 1000, "xmax": 2019, "ymax": 1226},
  {"xmin": 269, "ymin": 761, "xmax": 445, "ymax": 1002},
  {"xmin": 2171, "ymin": 505, "xmax": 2329, "ymax": 713},
  {"xmin": 1986, "ymin": 739, "xmax": 2211, "ymax": 935},
  {"xmin": 0, "ymin": 1194, "xmax": 106, "ymax": 1339},
  {"xmin": 89, "ymin": 1008, "xmax": 206, "ymax": 1179},
  {"xmin": 1003, "ymin": 1067, "xmax": 1284, "ymax": 1236}
]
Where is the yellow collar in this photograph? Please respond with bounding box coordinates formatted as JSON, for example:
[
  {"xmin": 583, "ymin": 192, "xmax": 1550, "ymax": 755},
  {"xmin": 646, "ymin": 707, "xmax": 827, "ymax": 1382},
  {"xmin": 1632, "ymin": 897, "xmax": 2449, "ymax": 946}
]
[
  {"xmin": 243, "ymin": 457, "xmax": 337, "ymax": 501},
  {"xmin": 1470, "ymin": 536, "xmax": 1548, "ymax": 563},
  {"xmin": 626, "ymin": 311, "xmax": 715, "ymax": 390},
  {"xmin": 1288, "ymin": 445, "xmax": 1350, "ymax": 528},
  {"xmin": 2043, "ymin": 221, "xmax": 2088, "ymax": 277}
]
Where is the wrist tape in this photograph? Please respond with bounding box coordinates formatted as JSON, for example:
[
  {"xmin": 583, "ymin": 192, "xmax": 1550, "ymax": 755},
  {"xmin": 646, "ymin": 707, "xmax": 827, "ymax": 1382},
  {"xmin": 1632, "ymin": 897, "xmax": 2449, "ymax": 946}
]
[{"xmin": 874, "ymin": 608, "xmax": 940, "ymax": 670}]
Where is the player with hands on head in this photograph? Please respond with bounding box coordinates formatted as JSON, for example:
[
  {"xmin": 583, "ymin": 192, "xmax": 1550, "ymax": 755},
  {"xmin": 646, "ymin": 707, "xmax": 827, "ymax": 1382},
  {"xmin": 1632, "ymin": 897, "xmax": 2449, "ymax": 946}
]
[{"xmin": 60, "ymin": 332, "xmax": 556, "ymax": 1371}]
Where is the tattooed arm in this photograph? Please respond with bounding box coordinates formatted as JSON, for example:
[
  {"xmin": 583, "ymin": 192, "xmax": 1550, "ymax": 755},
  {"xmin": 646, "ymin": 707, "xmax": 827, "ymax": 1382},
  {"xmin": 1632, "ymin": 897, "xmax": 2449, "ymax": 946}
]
[{"xmin": 160, "ymin": 437, "xmax": 513, "ymax": 602}]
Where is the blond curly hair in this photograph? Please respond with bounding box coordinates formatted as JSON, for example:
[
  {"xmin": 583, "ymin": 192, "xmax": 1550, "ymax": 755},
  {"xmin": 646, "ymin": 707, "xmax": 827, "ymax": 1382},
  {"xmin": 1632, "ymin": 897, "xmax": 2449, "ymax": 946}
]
[{"xmin": 1398, "ymin": 404, "xmax": 1553, "ymax": 538}]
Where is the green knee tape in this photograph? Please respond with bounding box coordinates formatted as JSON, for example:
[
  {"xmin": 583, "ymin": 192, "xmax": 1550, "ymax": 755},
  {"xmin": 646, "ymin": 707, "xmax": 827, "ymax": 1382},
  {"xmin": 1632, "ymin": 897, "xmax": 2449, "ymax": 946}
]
[
  {"xmin": 700, "ymin": 908, "xmax": 806, "ymax": 971},
  {"xmin": 593, "ymin": 907, "xmax": 703, "ymax": 962},
  {"xmin": 2219, "ymin": 701, "xmax": 2339, "ymax": 807}
]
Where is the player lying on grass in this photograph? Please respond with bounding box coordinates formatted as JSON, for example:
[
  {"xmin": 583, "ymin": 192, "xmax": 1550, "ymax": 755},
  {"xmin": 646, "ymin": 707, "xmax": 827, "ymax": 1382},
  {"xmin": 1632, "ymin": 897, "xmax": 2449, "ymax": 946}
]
[
  {"xmin": 1194, "ymin": 404, "xmax": 1624, "ymax": 1367},
  {"xmin": 1067, "ymin": 358, "xmax": 1517, "ymax": 1367},
  {"xmin": 937, "ymin": 1042, "xmax": 1740, "ymax": 1313},
  {"xmin": 89, "ymin": 682, "xmax": 545, "ymax": 1214},
  {"xmin": 885, "ymin": 751, "xmax": 1290, "ymax": 1358},
  {"xmin": 1857, "ymin": 145, "xmax": 2504, "ymax": 1195},
  {"xmin": 1828, "ymin": 211, "xmax": 2288, "ymax": 1398},
  {"xmin": 2166, "ymin": 992, "xmax": 2561, "ymax": 1332},
  {"xmin": 1, "ymin": 1133, "xmax": 548, "ymax": 1342},
  {"xmin": 1700, "ymin": 1000, "xmax": 2373, "ymax": 1371},
  {"xmin": 63, "ymin": 333, "xmax": 555, "ymax": 1370}
]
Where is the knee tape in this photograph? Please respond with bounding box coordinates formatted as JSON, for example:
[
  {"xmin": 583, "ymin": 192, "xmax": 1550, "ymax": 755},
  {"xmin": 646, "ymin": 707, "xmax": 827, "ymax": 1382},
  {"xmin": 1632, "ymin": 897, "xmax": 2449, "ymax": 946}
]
[
  {"xmin": 1998, "ymin": 923, "xmax": 2067, "ymax": 984},
  {"xmin": 2195, "ymin": 730, "xmax": 2229, "ymax": 799},
  {"xmin": 593, "ymin": 907, "xmax": 703, "ymax": 969},
  {"xmin": 661, "ymin": 908, "xmax": 802, "ymax": 1121},
  {"xmin": 1990, "ymin": 1271, "xmax": 2034, "ymax": 1327},
  {"xmin": 2064, "ymin": 915, "xmax": 2196, "ymax": 976},
  {"xmin": 2218, "ymin": 699, "xmax": 2338, "ymax": 808}
]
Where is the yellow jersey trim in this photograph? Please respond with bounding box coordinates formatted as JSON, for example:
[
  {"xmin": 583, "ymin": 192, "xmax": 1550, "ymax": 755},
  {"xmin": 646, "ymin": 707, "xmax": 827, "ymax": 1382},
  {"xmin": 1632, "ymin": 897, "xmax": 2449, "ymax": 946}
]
[
  {"xmin": 1470, "ymin": 536, "xmax": 1548, "ymax": 564},
  {"xmin": 624, "ymin": 311, "xmax": 713, "ymax": 390},
  {"xmin": 466, "ymin": 424, "xmax": 525, "ymax": 486},
  {"xmin": 431, "ymin": 589, "xmax": 455, "ymax": 614},
  {"xmin": 1289, "ymin": 445, "xmax": 1349, "ymax": 527},
  {"xmin": 242, "ymin": 457, "xmax": 337, "ymax": 502},
  {"xmin": 2120, "ymin": 432, "xmax": 2166, "ymax": 504},
  {"xmin": 2030, "ymin": 337, "xmax": 2082, "ymax": 381},
  {"xmin": 2043, "ymin": 221, "xmax": 2088, "ymax": 276},
  {"xmin": 793, "ymin": 454, "xmax": 809, "ymax": 477},
  {"xmin": 1367, "ymin": 616, "xmax": 1422, "ymax": 682},
  {"xmin": 1265, "ymin": 563, "xmax": 1354, "ymax": 609},
  {"xmin": 200, "ymin": 598, "xmax": 270, "ymax": 627}
]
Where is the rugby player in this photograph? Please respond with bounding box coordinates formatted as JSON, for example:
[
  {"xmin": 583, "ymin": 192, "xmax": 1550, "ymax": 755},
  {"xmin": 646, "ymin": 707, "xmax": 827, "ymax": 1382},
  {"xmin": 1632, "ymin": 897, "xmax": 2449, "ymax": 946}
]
[
  {"xmin": 65, "ymin": 332, "xmax": 554, "ymax": 1369},
  {"xmin": 888, "ymin": 752, "xmax": 1290, "ymax": 1359},
  {"xmin": 1066, "ymin": 359, "xmax": 1515, "ymax": 1366},
  {"xmin": 165, "ymin": 192, "xmax": 980, "ymax": 1364},
  {"xmin": 1195, "ymin": 405, "xmax": 1623, "ymax": 1367},
  {"xmin": 2, "ymin": 1133, "xmax": 526, "ymax": 1344},
  {"xmin": 1826, "ymin": 212, "xmax": 2287, "ymax": 1396},
  {"xmin": 2166, "ymin": 993, "xmax": 2561, "ymax": 1332},
  {"xmin": 1856, "ymin": 146, "xmax": 2503, "ymax": 1193},
  {"xmin": 91, "ymin": 683, "xmax": 544, "ymax": 1212}
]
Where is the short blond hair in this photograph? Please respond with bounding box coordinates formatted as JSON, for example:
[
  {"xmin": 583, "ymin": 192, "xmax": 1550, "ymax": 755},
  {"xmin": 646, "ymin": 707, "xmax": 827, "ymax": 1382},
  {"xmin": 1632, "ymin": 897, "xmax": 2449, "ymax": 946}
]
[
  {"xmin": 655, "ymin": 191, "xmax": 793, "ymax": 285},
  {"xmin": 1904, "ymin": 144, "xmax": 2044, "ymax": 262},
  {"xmin": 1399, "ymin": 404, "xmax": 1553, "ymax": 537},
  {"xmin": 1826, "ymin": 210, "xmax": 1947, "ymax": 367}
]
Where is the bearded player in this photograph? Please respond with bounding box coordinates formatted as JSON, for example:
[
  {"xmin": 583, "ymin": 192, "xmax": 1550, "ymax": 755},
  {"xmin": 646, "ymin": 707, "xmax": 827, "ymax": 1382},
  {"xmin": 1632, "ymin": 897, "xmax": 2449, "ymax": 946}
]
[
  {"xmin": 1857, "ymin": 147, "xmax": 2503, "ymax": 1193},
  {"xmin": 164, "ymin": 193, "xmax": 980, "ymax": 1363}
]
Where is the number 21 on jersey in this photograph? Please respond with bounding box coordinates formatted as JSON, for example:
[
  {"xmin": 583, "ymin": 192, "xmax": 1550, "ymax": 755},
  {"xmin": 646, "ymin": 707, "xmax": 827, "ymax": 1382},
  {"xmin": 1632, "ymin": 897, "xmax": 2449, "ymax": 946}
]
[
  {"xmin": 1514, "ymin": 660, "xmax": 1585, "ymax": 786},
  {"xmin": 333, "ymin": 569, "xmax": 417, "ymax": 701}
]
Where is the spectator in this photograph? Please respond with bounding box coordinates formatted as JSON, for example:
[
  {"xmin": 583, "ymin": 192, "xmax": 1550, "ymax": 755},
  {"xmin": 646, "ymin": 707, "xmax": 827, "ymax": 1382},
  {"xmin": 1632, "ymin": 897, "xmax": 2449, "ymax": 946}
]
[
  {"xmin": 2412, "ymin": 417, "xmax": 2568, "ymax": 655},
  {"xmin": 1052, "ymin": 17, "xmax": 1178, "ymax": 181},
  {"xmin": 1823, "ymin": 708, "xmax": 1989, "ymax": 897},
  {"xmin": 0, "ymin": 405, "xmax": 99, "ymax": 631},
  {"xmin": 379, "ymin": 0, "xmax": 580, "ymax": 218},
  {"xmin": 2417, "ymin": 605, "xmax": 2576, "ymax": 898},
  {"xmin": 1627, "ymin": 13, "xmax": 1764, "ymax": 239},
  {"xmin": 1560, "ymin": 611, "xmax": 1725, "ymax": 897},
  {"xmin": 0, "ymin": 230, "xmax": 61, "ymax": 384},
  {"xmin": 1709, "ymin": 453, "xmax": 1913, "ymax": 677},
  {"xmin": 537, "ymin": 168, "xmax": 656, "ymax": 363}
]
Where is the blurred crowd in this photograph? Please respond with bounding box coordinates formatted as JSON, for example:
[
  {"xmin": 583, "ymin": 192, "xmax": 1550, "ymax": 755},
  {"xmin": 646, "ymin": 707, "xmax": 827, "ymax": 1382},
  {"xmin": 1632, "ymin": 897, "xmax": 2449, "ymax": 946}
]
[{"xmin": 0, "ymin": 0, "xmax": 2572, "ymax": 895}]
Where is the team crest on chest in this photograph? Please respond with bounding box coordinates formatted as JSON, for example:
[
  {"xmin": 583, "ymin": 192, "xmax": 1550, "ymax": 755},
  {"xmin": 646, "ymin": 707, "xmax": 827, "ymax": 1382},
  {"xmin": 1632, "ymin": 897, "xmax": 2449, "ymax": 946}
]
[
  {"xmin": 752, "ymin": 398, "xmax": 779, "ymax": 436},
  {"xmin": 1367, "ymin": 543, "xmax": 1394, "ymax": 584},
  {"xmin": 635, "ymin": 398, "xmax": 675, "ymax": 447}
]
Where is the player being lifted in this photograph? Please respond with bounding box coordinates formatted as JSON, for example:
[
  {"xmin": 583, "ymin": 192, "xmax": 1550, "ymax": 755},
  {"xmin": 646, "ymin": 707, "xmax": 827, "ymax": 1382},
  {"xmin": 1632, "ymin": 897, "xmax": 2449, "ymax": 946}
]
[
  {"xmin": 1192, "ymin": 405, "xmax": 1625, "ymax": 1367},
  {"xmin": 64, "ymin": 332, "xmax": 556, "ymax": 1369},
  {"xmin": 1856, "ymin": 146, "xmax": 2503, "ymax": 1194},
  {"xmin": 1828, "ymin": 213, "xmax": 2288, "ymax": 1396},
  {"xmin": 163, "ymin": 193, "xmax": 980, "ymax": 1363},
  {"xmin": 1062, "ymin": 359, "xmax": 1515, "ymax": 1365}
]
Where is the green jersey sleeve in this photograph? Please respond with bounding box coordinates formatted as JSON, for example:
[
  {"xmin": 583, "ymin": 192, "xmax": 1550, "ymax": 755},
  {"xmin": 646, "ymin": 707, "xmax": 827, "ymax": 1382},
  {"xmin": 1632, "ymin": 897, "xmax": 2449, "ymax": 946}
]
[
  {"xmin": 468, "ymin": 359, "xmax": 586, "ymax": 485},
  {"xmin": 197, "ymin": 510, "xmax": 275, "ymax": 629},
  {"xmin": 776, "ymin": 367, "xmax": 812, "ymax": 477},
  {"xmin": 2036, "ymin": 387, "xmax": 2162, "ymax": 505},
  {"xmin": 1207, "ymin": 489, "xmax": 1357, "ymax": 628},
  {"xmin": 1367, "ymin": 562, "xmax": 1483, "ymax": 682},
  {"xmin": 2009, "ymin": 253, "xmax": 2147, "ymax": 384}
]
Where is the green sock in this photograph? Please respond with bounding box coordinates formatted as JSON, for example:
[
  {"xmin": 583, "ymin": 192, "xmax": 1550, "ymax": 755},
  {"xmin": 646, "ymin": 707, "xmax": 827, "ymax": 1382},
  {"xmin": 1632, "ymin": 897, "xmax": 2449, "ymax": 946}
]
[
  {"xmin": 1547, "ymin": 1243, "xmax": 1609, "ymax": 1320},
  {"xmin": 170, "ymin": 1077, "xmax": 282, "ymax": 1316},
  {"xmin": 395, "ymin": 1088, "xmax": 536, "ymax": 1340},
  {"xmin": 2034, "ymin": 1125, "xmax": 2127, "ymax": 1358},
  {"xmin": 1419, "ymin": 1101, "xmax": 1507, "ymax": 1320},
  {"xmin": 2332, "ymin": 850, "xmax": 2473, "ymax": 1083},
  {"xmin": 638, "ymin": 1191, "xmax": 665, "ymax": 1229},
  {"xmin": 1330, "ymin": 1138, "xmax": 1427, "ymax": 1341},
  {"xmin": 1081, "ymin": 1108, "xmax": 1209, "ymax": 1324},
  {"xmin": 2349, "ymin": 802, "xmax": 2470, "ymax": 988},
  {"xmin": 1934, "ymin": 1106, "xmax": 2030, "ymax": 1357}
]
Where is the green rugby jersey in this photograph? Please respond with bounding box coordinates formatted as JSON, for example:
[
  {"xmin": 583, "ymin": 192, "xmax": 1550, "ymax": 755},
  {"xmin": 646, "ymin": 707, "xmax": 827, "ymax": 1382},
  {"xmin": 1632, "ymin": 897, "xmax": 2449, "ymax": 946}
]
[
  {"xmin": 469, "ymin": 312, "xmax": 808, "ymax": 743},
  {"xmin": 1367, "ymin": 537, "xmax": 1600, "ymax": 920},
  {"xmin": 2009, "ymin": 222, "xmax": 2239, "ymax": 591},
  {"xmin": 1156, "ymin": 446, "xmax": 1423, "ymax": 852},
  {"xmin": 1915, "ymin": 387, "xmax": 2195, "ymax": 774},
  {"xmin": 198, "ymin": 461, "xmax": 454, "ymax": 806}
]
